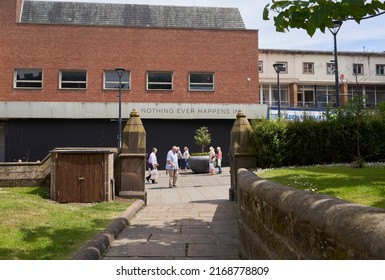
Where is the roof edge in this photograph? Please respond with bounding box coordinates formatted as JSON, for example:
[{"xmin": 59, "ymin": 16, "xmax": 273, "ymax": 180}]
[{"xmin": 260, "ymin": 48, "xmax": 385, "ymax": 56}]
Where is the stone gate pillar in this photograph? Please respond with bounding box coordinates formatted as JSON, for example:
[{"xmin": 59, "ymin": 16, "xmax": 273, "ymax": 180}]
[
  {"xmin": 229, "ymin": 110, "xmax": 257, "ymax": 201},
  {"xmin": 116, "ymin": 108, "xmax": 147, "ymax": 203}
]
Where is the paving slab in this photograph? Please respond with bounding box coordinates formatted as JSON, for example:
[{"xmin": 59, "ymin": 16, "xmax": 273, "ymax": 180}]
[
  {"xmin": 100, "ymin": 167, "xmax": 240, "ymax": 260},
  {"xmin": 188, "ymin": 243, "xmax": 240, "ymax": 258},
  {"xmin": 103, "ymin": 243, "xmax": 187, "ymax": 258}
]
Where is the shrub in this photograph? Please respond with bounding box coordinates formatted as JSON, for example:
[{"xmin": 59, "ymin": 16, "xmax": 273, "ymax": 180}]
[
  {"xmin": 251, "ymin": 105, "xmax": 385, "ymax": 168},
  {"xmin": 251, "ymin": 119, "xmax": 287, "ymax": 168}
]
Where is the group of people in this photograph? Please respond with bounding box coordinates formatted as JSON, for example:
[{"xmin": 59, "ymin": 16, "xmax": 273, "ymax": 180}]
[
  {"xmin": 145, "ymin": 146, "xmax": 189, "ymax": 188},
  {"xmin": 209, "ymin": 146, "xmax": 222, "ymax": 175},
  {"xmin": 145, "ymin": 145, "xmax": 222, "ymax": 188}
]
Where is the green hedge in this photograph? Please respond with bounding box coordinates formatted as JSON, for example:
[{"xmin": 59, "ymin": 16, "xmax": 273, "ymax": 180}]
[{"xmin": 251, "ymin": 106, "xmax": 385, "ymax": 168}]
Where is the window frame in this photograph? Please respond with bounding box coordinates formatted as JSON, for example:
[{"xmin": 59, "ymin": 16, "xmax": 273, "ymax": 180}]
[
  {"xmin": 303, "ymin": 62, "xmax": 314, "ymax": 74},
  {"xmin": 275, "ymin": 61, "xmax": 288, "ymax": 73},
  {"xmin": 259, "ymin": 61, "xmax": 263, "ymax": 73},
  {"xmin": 14, "ymin": 69, "xmax": 43, "ymax": 89},
  {"xmin": 376, "ymin": 64, "xmax": 385, "ymax": 76},
  {"xmin": 326, "ymin": 63, "xmax": 335, "ymax": 75},
  {"xmin": 188, "ymin": 72, "xmax": 215, "ymax": 92},
  {"xmin": 103, "ymin": 70, "xmax": 131, "ymax": 90},
  {"xmin": 353, "ymin": 63, "xmax": 364, "ymax": 75},
  {"xmin": 146, "ymin": 71, "xmax": 173, "ymax": 91},
  {"xmin": 59, "ymin": 70, "xmax": 87, "ymax": 89}
]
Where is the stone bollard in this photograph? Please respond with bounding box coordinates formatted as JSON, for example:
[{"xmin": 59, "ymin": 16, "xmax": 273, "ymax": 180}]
[
  {"xmin": 229, "ymin": 110, "xmax": 257, "ymax": 202},
  {"xmin": 116, "ymin": 108, "xmax": 147, "ymax": 204}
]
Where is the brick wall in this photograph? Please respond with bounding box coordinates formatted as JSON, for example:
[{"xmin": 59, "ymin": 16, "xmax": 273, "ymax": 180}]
[
  {"xmin": 0, "ymin": 0, "xmax": 259, "ymax": 105},
  {"xmin": 237, "ymin": 168, "xmax": 385, "ymax": 259}
]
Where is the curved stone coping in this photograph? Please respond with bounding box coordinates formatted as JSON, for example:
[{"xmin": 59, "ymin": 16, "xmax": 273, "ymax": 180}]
[
  {"xmin": 71, "ymin": 199, "xmax": 145, "ymax": 260},
  {"xmin": 237, "ymin": 168, "xmax": 385, "ymax": 259},
  {"xmin": 0, "ymin": 154, "xmax": 52, "ymax": 187}
]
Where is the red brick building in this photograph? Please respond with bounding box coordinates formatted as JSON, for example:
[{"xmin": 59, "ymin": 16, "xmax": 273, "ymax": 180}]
[{"xmin": 0, "ymin": 0, "xmax": 263, "ymax": 165}]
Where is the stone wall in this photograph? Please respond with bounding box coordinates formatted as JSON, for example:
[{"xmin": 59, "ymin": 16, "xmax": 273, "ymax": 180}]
[
  {"xmin": 237, "ymin": 168, "xmax": 385, "ymax": 259},
  {"xmin": 0, "ymin": 155, "xmax": 51, "ymax": 187}
]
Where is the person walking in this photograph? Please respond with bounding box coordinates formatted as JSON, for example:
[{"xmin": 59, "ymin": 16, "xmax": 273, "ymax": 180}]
[
  {"xmin": 182, "ymin": 146, "xmax": 190, "ymax": 171},
  {"xmin": 216, "ymin": 146, "xmax": 223, "ymax": 174},
  {"xmin": 209, "ymin": 146, "xmax": 216, "ymax": 175},
  {"xmin": 146, "ymin": 147, "xmax": 159, "ymax": 183},
  {"xmin": 166, "ymin": 146, "xmax": 179, "ymax": 188},
  {"xmin": 176, "ymin": 146, "xmax": 183, "ymax": 171}
]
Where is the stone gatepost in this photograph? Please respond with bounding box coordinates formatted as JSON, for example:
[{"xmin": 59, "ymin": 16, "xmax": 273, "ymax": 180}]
[
  {"xmin": 117, "ymin": 108, "xmax": 147, "ymax": 204},
  {"xmin": 229, "ymin": 110, "xmax": 257, "ymax": 201}
]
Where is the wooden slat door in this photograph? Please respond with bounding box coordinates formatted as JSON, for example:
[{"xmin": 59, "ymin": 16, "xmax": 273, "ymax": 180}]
[{"xmin": 54, "ymin": 153, "xmax": 104, "ymax": 202}]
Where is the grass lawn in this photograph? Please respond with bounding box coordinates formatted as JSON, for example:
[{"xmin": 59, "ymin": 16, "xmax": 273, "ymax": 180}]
[
  {"xmin": 0, "ymin": 186, "xmax": 133, "ymax": 260},
  {"xmin": 255, "ymin": 163, "xmax": 385, "ymax": 210}
]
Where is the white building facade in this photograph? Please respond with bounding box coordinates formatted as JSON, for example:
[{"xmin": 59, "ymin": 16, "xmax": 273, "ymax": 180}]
[{"xmin": 259, "ymin": 49, "xmax": 385, "ymax": 111}]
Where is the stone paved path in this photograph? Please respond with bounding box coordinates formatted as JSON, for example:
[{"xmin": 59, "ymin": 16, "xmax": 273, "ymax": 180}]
[{"xmin": 101, "ymin": 167, "xmax": 240, "ymax": 260}]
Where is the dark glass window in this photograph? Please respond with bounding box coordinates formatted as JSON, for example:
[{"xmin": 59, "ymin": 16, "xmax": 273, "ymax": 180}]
[
  {"xmin": 189, "ymin": 73, "xmax": 214, "ymax": 91},
  {"xmin": 376, "ymin": 64, "xmax": 385, "ymax": 75},
  {"xmin": 14, "ymin": 69, "xmax": 42, "ymax": 88},
  {"xmin": 353, "ymin": 64, "xmax": 364, "ymax": 75},
  {"xmin": 104, "ymin": 70, "xmax": 130, "ymax": 90},
  {"xmin": 60, "ymin": 70, "xmax": 87, "ymax": 89},
  {"xmin": 147, "ymin": 72, "xmax": 173, "ymax": 90}
]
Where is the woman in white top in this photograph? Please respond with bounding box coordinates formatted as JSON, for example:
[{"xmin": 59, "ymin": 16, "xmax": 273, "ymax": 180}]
[
  {"xmin": 209, "ymin": 146, "xmax": 216, "ymax": 175},
  {"xmin": 182, "ymin": 146, "xmax": 190, "ymax": 171}
]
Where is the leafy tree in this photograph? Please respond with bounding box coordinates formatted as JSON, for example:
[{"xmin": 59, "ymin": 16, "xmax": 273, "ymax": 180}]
[
  {"xmin": 194, "ymin": 126, "xmax": 211, "ymax": 153},
  {"xmin": 263, "ymin": 0, "xmax": 385, "ymax": 36}
]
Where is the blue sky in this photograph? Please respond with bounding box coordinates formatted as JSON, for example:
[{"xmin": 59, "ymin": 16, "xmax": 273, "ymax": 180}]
[{"xmin": 40, "ymin": 0, "xmax": 385, "ymax": 52}]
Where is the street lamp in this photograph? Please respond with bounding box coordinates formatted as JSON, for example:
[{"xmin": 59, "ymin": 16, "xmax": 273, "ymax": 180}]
[
  {"xmin": 273, "ymin": 63, "xmax": 285, "ymax": 119},
  {"xmin": 328, "ymin": 20, "xmax": 343, "ymax": 108},
  {"xmin": 115, "ymin": 68, "xmax": 125, "ymax": 150}
]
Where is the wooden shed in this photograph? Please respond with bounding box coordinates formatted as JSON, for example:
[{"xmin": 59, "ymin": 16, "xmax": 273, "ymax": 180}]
[{"xmin": 50, "ymin": 148, "xmax": 116, "ymax": 203}]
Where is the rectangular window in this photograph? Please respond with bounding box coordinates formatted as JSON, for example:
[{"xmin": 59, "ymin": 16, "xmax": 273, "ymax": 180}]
[
  {"xmin": 272, "ymin": 84, "xmax": 289, "ymax": 107},
  {"xmin": 303, "ymin": 62, "xmax": 314, "ymax": 74},
  {"xmin": 14, "ymin": 69, "xmax": 42, "ymax": 89},
  {"xmin": 297, "ymin": 85, "xmax": 315, "ymax": 107},
  {"xmin": 376, "ymin": 64, "xmax": 385, "ymax": 75},
  {"xmin": 261, "ymin": 85, "xmax": 270, "ymax": 105},
  {"xmin": 259, "ymin": 61, "xmax": 263, "ymax": 73},
  {"xmin": 315, "ymin": 85, "xmax": 336, "ymax": 108},
  {"xmin": 147, "ymin": 71, "xmax": 173, "ymax": 90},
  {"xmin": 326, "ymin": 63, "xmax": 335, "ymax": 75},
  {"xmin": 353, "ymin": 64, "xmax": 364, "ymax": 75},
  {"xmin": 376, "ymin": 86, "xmax": 385, "ymax": 105},
  {"xmin": 189, "ymin": 73, "xmax": 214, "ymax": 91},
  {"xmin": 60, "ymin": 70, "xmax": 87, "ymax": 89},
  {"xmin": 365, "ymin": 86, "xmax": 376, "ymax": 108},
  {"xmin": 103, "ymin": 70, "xmax": 130, "ymax": 90},
  {"xmin": 275, "ymin": 61, "xmax": 288, "ymax": 73}
]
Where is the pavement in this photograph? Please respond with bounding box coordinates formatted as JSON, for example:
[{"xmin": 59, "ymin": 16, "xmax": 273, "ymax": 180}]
[{"xmin": 99, "ymin": 166, "xmax": 240, "ymax": 260}]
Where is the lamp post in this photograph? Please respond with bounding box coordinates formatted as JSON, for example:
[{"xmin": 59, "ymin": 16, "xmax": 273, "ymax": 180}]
[
  {"xmin": 273, "ymin": 63, "xmax": 285, "ymax": 119},
  {"xmin": 328, "ymin": 20, "xmax": 343, "ymax": 108},
  {"xmin": 115, "ymin": 68, "xmax": 125, "ymax": 150}
]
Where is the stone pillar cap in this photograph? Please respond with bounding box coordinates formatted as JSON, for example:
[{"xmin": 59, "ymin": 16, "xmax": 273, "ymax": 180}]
[
  {"xmin": 236, "ymin": 110, "xmax": 246, "ymax": 118},
  {"xmin": 130, "ymin": 108, "xmax": 140, "ymax": 118}
]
